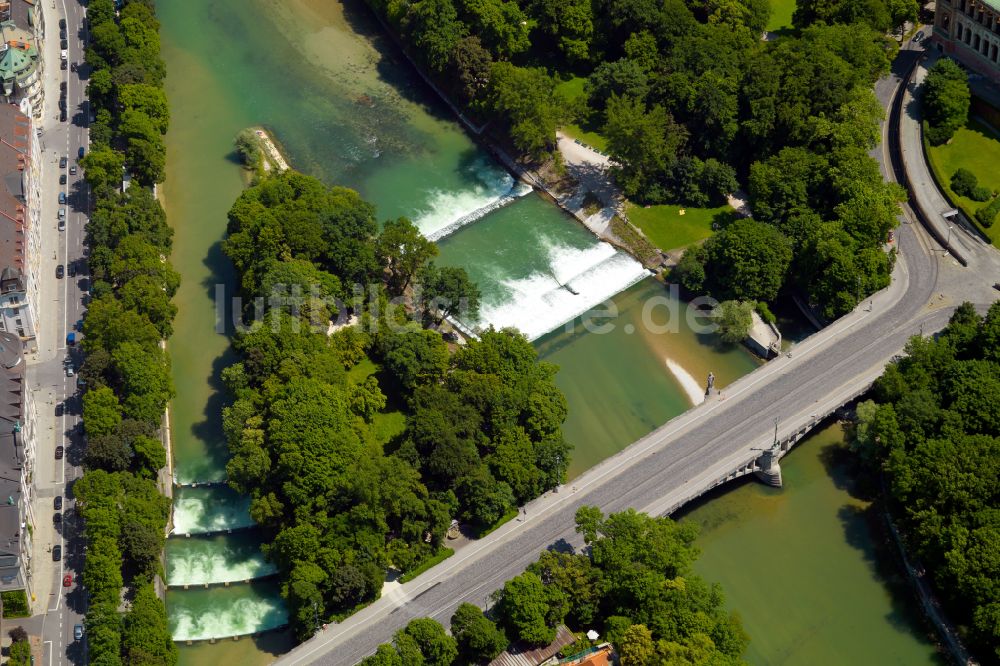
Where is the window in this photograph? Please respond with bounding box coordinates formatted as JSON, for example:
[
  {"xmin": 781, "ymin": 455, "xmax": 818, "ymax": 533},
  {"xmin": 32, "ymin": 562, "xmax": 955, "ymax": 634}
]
[
  {"xmin": 993, "ymin": 43, "xmax": 999, "ymax": 62},
  {"xmin": 15, "ymin": 319, "xmax": 21, "ymax": 326},
  {"xmin": 975, "ymin": 34, "xmax": 981, "ymax": 50}
]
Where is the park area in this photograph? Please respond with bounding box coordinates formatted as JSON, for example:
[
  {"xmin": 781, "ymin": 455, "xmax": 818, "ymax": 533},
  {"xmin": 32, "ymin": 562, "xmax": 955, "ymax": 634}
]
[
  {"xmin": 767, "ymin": 0, "xmax": 796, "ymax": 31},
  {"xmin": 626, "ymin": 202, "xmax": 734, "ymax": 252},
  {"xmin": 555, "ymin": 76, "xmax": 608, "ymax": 152},
  {"xmin": 926, "ymin": 118, "xmax": 1000, "ymax": 245}
]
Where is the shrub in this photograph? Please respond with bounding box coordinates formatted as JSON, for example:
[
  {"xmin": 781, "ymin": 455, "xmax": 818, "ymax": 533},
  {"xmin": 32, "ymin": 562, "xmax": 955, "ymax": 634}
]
[
  {"xmin": 951, "ymin": 168, "xmax": 978, "ymax": 197},
  {"xmin": 970, "ymin": 186, "xmax": 993, "ymax": 202},
  {"xmin": 8, "ymin": 640, "xmax": 31, "ymax": 666},
  {"xmin": 1, "ymin": 590, "xmax": 30, "ymax": 617},
  {"xmin": 975, "ymin": 197, "xmax": 1000, "ymax": 228},
  {"xmin": 755, "ymin": 301, "xmax": 776, "ymax": 325}
]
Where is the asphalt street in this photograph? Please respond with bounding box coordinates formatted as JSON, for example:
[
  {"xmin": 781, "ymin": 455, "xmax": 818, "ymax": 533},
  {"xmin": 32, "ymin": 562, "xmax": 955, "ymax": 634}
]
[
  {"xmin": 26, "ymin": 0, "xmax": 91, "ymax": 663},
  {"xmin": 276, "ymin": 32, "xmax": 1000, "ymax": 666}
]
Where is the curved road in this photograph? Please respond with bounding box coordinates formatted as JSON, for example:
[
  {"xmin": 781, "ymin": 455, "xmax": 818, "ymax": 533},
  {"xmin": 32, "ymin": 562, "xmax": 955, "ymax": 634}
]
[{"xmin": 277, "ymin": 37, "xmax": 1000, "ymax": 666}]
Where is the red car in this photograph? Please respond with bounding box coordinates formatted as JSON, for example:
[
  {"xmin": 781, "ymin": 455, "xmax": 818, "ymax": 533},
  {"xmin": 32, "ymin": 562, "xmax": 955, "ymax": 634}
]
[{"xmin": 63, "ymin": 574, "xmax": 72, "ymax": 587}]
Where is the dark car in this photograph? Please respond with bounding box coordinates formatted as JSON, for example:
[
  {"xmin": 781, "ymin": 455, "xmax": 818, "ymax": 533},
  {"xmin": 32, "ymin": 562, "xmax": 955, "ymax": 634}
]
[
  {"xmin": 55, "ymin": 445, "xmax": 64, "ymax": 459},
  {"xmin": 60, "ymin": 110, "xmax": 67, "ymax": 122},
  {"xmin": 61, "ymin": 60, "xmax": 67, "ymax": 70},
  {"xmin": 69, "ymin": 165, "xmax": 77, "ymax": 175},
  {"xmin": 70, "ymin": 61, "xmax": 77, "ymax": 72},
  {"xmin": 68, "ymin": 263, "xmax": 76, "ymax": 278},
  {"xmin": 60, "ymin": 29, "xmax": 67, "ymax": 39},
  {"xmin": 59, "ymin": 17, "xmax": 66, "ymax": 28},
  {"xmin": 54, "ymin": 512, "xmax": 62, "ymax": 525},
  {"xmin": 60, "ymin": 39, "xmax": 68, "ymax": 49},
  {"xmin": 60, "ymin": 81, "xmax": 67, "ymax": 92},
  {"xmin": 59, "ymin": 156, "xmax": 67, "ymax": 168},
  {"xmin": 59, "ymin": 173, "xmax": 67, "ymax": 185},
  {"xmin": 56, "ymin": 265, "xmax": 64, "ymax": 279},
  {"xmin": 78, "ymin": 146, "xmax": 85, "ymax": 159},
  {"xmin": 52, "ymin": 545, "xmax": 61, "ymax": 562},
  {"xmin": 55, "ymin": 402, "xmax": 63, "ymax": 416},
  {"xmin": 75, "ymin": 319, "xmax": 83, "ymax": 331},
  {"xmin": 54, "ymin": 495, "xmax": 62, "ymax": 510}
]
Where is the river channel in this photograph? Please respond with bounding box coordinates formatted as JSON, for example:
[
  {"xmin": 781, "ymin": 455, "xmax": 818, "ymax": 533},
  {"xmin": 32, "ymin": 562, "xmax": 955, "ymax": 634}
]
[{"xmin": 157, "ymin": 0, "xmax": 936, "ymax": 663}]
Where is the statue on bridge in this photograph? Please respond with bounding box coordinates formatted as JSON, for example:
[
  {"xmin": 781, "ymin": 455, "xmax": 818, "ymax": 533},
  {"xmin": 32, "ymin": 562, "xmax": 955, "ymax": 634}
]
[{"xmin": 705, "ymin": 372, "xmax": 715, "ymax": 397}]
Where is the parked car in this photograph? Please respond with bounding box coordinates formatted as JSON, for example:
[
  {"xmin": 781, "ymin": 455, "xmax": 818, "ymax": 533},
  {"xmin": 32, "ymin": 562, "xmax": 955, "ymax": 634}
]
[
  {"xmin": 55, "ymin": 445, "xmax": 64, "ymax": 459},
  {"xmin": 68, "ymin": 263, "xmax": 76, "ymax": 278},
  {"xmin": 73, "ymin": 625, "xmax": 83, "ymax": 640},
  {"xmin": 54, "ymin": 496, "xmax": 62, "ymax": 510},
  {"xmin": 70, "ymin": 61, "xmax": 77, "ymax": 72},
  {"xmin": 60, "ymin": 81, "xmax": 67, "ymax": 92},
  {"xmin": 78, "ymin": 146, "xmax": 85, "ymax": 159},
  {"xmin": 59, "ymin": 156, "xmax": 67, "ymax": 168},
  {"xmin": 58, "ymin": 192, "xmax": 66, "ymax": 204},
  {"xmin": 59, "ymin": 17, "xmax": 66, "ymax": 28},
  {"xmin": 60, "ymin": 59, "xmax": 67, "ymax": 70},
  {"xmin": 65, "ymin": 365, "xmax": 74, "ymax": 377},
  {"xmin": 63, "ymin": 574, "xmax": 72, "ymax": 587},
  {"xmin": 54, "ymin": 512, "xmax": 62, "ymax": 525},
  {"xmin": 69, "ymin": 165, "xmax": 77, "ymax": 175},
  {"xmin": 53, "ymin": 545, "xmax": 62, "ymax": 562},
  {"xmin": 58, "ymin": 207, "xmax": 66, "ymax": 219},
  {"xmin": 56, "ymin": 264, "xmax": 64, "ymax": 279},
  {"xmin": 55, "ymin": 402, "xmax": 63, "ymax": 416},
  {"xmin": 60, "ymin": 110, "xmax": 67, "ymax": 123},
  {"xmin": 60, "ymin": 39, "xmax": 68, "ymax": 50},
  {"xmin": 59, "ymin": 173, "xmax": 66, "ymax": 185},
  {"xmin": 58, "ymin": 218, "xmax": 65, "ymax": 231},
  {"xmin": 75, "ymin": 319, "xmax": 83, "ymax": 331}
]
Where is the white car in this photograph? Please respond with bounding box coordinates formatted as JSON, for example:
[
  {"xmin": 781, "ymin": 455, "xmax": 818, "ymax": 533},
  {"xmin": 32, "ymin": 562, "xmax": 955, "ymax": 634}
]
[{"xmin": 65, "ymin": 366, "xmax": 74, "ymax": 377}]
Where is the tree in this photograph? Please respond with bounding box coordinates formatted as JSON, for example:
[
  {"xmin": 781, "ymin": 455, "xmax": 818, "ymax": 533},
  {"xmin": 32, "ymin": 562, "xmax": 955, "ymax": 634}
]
[
  {"xmin": 401, "ymin": 0, "xmax": 466, "ymax": 72},
  {"xmin": 485, "ymin": 63, "xmax": 563, "ymax": 159},
  {"xmin": 922, "ymin": 58, "xmax": 970, "ymax": 145},
  {"xmin": 713, "ymin": 300, "xmax": 754, "ymax": 344},
  {"xmin": 495, "ymin": 572, "xmax": 556, "ymax": 645},
  {"xmin": 83, "ymin": 386, "xmax": 122, "ymax": 438},
  {"xmin": 618, "ymin": 624, "xmax": 655, "ymax": 666},
  {"xmin": 419, "ymin": 263, "xmax": 481, "ymax": 323},
  {"xmin": 132, "ymin": 435, "xmax": 167, "ymax": 477},
  {"xmin": 451, "ymin": 603, "xmax": 508, "ymax": 662},
  {"xmin": 119, "ymin": 84, "xmax": 170, "ymax": 134},
  {"xmin": 458, "ymin": 0, "xmax": 532, "ymax": 56},
  {"xmin": 122, "ymin": 584, "xmax": 177, "ymax": 665},
  {"xmin": 450, "ymin": 36, "xmax": 493, "ymax": 104},
  {"xmin": 81, "ymin": 146, "xmax": 126, "ymax": 195},
  {"xmin": 235, "ymin": 129, "xmax": 263, "ymax": 169},
  {"xmin": 702, "ymin": 219, "xmax": 792, "ymax": 302},
  {"xmin": 379, "ymin": 329, "xmax": 450, "ymax": 391},
  {"xmin": 397, "ymin": 618, "xmax": 458, "ymax": 666},
  {"xmin": 377, "ymin": 217, "xmax": 439, "ymax": 296},
  {"xmin": 604, "ymin": 95, "xmax": 685, "ymax": 203}
]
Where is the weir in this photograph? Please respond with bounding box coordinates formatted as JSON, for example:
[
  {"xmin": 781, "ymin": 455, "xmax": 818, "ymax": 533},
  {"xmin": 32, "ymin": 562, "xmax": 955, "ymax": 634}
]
[
  {"xmin": 171, "ymin": 486, "xmax": 256, "ymax": 536},
  {"xmin": 166, "ymin": 533, "xmax": 279, "ymax": 588},
  {"xmin": 425, "ymin": 183, "xmax": 533, "ymax": 241},
  {"xmin": 168, "ymin": 582, "xmax": 289, "ymax": 643}
]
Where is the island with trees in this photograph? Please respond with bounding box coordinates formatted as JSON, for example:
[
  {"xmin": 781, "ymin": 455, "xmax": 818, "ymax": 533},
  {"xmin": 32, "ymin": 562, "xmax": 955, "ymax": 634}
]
[
  {"xmin": 221, "ymin": 170, "xmax": 570, "ymax": 639},
  {"xmin": 77, "ymin": 0, "xmax": 178, "ymax": 664},
  {"xmin": 853, "ymin": 302, "xmax": 1000, "ymax": 662},
  {"xmin": 360, "ymin": 507, "xmax": 749, "ymax": 665}
]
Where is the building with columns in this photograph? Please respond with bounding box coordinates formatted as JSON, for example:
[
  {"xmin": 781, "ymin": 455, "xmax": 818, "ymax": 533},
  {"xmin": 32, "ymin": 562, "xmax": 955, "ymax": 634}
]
[{"xmin": 933, "ymin": 0, "xmax": 1000, "ymax": 84}]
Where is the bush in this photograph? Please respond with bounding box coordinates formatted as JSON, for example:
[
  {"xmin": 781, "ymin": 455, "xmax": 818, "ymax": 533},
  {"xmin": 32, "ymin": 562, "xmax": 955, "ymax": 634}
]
[
  {"xmin": 8, "ymin": 626, "xmax": 28, "ymax": 643},
  {"xmin": 975, "ymin": 197, "xmax": 1000, "ymax": 228},
  {"xmin": 1, "ymin": 590, "xmax": 30, "ymax": 617},
  {"xmin": 8, "ymin": 640, "xmax": 31, "ymax": 666},
  {"xmin": 755, "ymin": 301, "xmax": 776, "ymax": 325},
  {"xmin": 951, "ymin": 168, "xmax": 978, "ymax": 197},
  {"xmin": 970, "ymin": 186, "xmax": 993, "ymax": 202},
  {"xmin": 925, "ymin": 121, "xmax": 953, "ymax": 146},
  {"xmin": 713, "ymin": 300, "xmax": 754, "ymax": 345}
]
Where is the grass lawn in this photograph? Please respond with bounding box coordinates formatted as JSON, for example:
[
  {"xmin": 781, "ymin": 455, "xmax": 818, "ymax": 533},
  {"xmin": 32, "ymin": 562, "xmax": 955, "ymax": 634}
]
[
  {"xmin": 346, "ymin": 356, "xmax": 408, "ymax": 445},
  {"xmin": 555, "ymin": 76, "xmax": 609, "ymax": 152},
  {"xmin": 626, "ymin": 202, "xmax": 734, "ymax": 252},
  {"xmin": 767, "ymin": 0, "xmax": 796, "ymax": 31},
  {"xmin": 925, "ymin": 118, "xmax": 1000, "ymax": 245}
]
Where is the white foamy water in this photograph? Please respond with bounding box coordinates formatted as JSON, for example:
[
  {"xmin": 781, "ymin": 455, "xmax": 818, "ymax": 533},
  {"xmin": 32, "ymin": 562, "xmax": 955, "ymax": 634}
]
[
  {"xmin": 475, "ymin": 241, "xmax": 650, "ymax": 341},
  {"xmin": 170, "ymin": 596, "xmax": 288, "ymax": 641},
  {"xmin": 172, "ymin": 490, "xmax": 255, "ymax": 536},
  {"xmin": 413, "ymin": 162, "xmax": 521, "ymax": 239},
  {"xmin": 426, "ymin": 182, "xmax": 532, "ymax": 241},
  {"xmin": 665, "ymin": 358, "xmax": 705, "ymax": 406},
  {"xmin": 167, "ymin": 542, "xmax": 277, "ymax": 587}
]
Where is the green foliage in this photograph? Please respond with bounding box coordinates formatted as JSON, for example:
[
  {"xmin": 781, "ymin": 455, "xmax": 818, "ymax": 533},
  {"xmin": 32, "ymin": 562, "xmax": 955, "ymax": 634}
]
[
  {"xmin": 976, "ymin": 196, "xmax": 1000, "ymax": 229},
  {"xmin": 495, "ymin": 572, "xmax": 558, "ymax": 645},
  {"xmin": 701, "ymin": 219, "xmax": 791, "ymax": 303},
  {"xmin": 862, "ymin": 303, "xmax": 1000, "ymax": 661},
  {"xmin": 484, "ymin": 63, "xmax": 564, "ymax": 159},
  {"xmin": 714, "ymin": 300, "xmax": 754, "ymax": 344},
  {"xmin": 451, "ymin": 602, "xmax": 508, "ymax": 662},
  {"xmin": 8, "ymin": 640, "xmax": 31, "ymax": 666},
  {"xmin": 418, "ymin": 263, "xmax": 481, "ymax": 323},
  {"xmin": 122, "ymin": 584, "xmax": 178, "ymax": 666},
  {"xmin": 922, "ymin": 59, "xmax": 970, "ymax": 146},
  {"xmin": 0, "ymin": 590, "xmax": 29, "ymax": 617},
  {"xmin": 235, "ymin": 129, "xmax": 264, "ymax": 170}
]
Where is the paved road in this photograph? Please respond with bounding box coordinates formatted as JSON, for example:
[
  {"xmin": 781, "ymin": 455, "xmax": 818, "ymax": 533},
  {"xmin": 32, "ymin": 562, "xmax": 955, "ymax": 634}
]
[
  {"xmin": 28, "ymin": 0, "xmax": 91, "ymax": 663},
  {"xmin": 277, "ymin": 33, "xmax": 1000, "ymax": 666}
]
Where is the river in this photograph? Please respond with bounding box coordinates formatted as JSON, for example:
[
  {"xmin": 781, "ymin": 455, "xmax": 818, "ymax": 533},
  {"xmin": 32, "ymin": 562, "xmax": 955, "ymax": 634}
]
[{"xmin": 153, "ymin": 0, "xmax": 877, "ymax": 664}]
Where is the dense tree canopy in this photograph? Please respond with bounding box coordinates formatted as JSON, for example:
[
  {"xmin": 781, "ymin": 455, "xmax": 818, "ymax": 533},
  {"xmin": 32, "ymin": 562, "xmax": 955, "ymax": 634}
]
[
  {"xmin": 857, "ymin": 302, "xmax": 1000, "ymax": 661},
  {"xmin": 921, "ymin": 58, "xmax": 970, "ymax": 146}
]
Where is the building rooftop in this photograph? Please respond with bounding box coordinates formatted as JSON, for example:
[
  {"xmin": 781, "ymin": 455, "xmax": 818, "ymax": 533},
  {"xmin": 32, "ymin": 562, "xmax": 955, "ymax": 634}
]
[
  {"xmin": 0, "ymin": 329, "xmax": 25, "ymax": 591},
  {"xmin": 0, "ymin": 103, "xmax": 28, "ymax": 274},
  {"xmin": 489, "ymin": 626, "xmax": 577, "ymax": 666}
]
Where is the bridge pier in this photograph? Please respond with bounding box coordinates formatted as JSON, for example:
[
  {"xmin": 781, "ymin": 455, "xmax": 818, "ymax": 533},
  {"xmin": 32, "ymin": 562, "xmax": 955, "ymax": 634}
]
[{"xmin": 753, "ymin": 448, "xmax": 783, "ymax": 488}]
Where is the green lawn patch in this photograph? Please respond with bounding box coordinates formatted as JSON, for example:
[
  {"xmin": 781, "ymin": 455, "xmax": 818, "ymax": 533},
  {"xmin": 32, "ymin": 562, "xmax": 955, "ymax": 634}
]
[
  {"xmin": 399, "ymin": 547, "xmax": 454, "ymax": 583},
  {"xmin": 473, "ymin": 508, "xmax": 518, "ymax": 539},
  {"xmin": 556, "ymin": 75, "xmax": 609, "ymax": 152},
  {"xmin": 372, "ymin": 410, "xmax": 407, "ymax": 445},
  {"xmin": 767, "ymin": 0, "xmax": 796, "ymax": 31},
  {"xmin": 346, "ymin": 356, "xmax": 378, "ymax": 384},
  {"xmin": 626, "ymin": 202, "xmax": 734, "ymax": 252},
  {"xmin": 925, "ymin": 118, "xmax": 1000, "ymax": 245}
]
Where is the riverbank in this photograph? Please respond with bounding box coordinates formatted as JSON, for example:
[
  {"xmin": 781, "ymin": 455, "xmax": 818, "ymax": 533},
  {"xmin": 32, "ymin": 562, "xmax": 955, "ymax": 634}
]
[{"xmin": 250, "ymin": 127, "xmax": 290, "ymax": 173}]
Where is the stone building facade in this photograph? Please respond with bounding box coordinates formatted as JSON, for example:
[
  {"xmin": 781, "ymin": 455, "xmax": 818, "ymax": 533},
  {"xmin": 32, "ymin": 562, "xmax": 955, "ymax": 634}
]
[{"xmin": 934, "ymin": 0, "xmax": 1000, "ymax": 84}]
